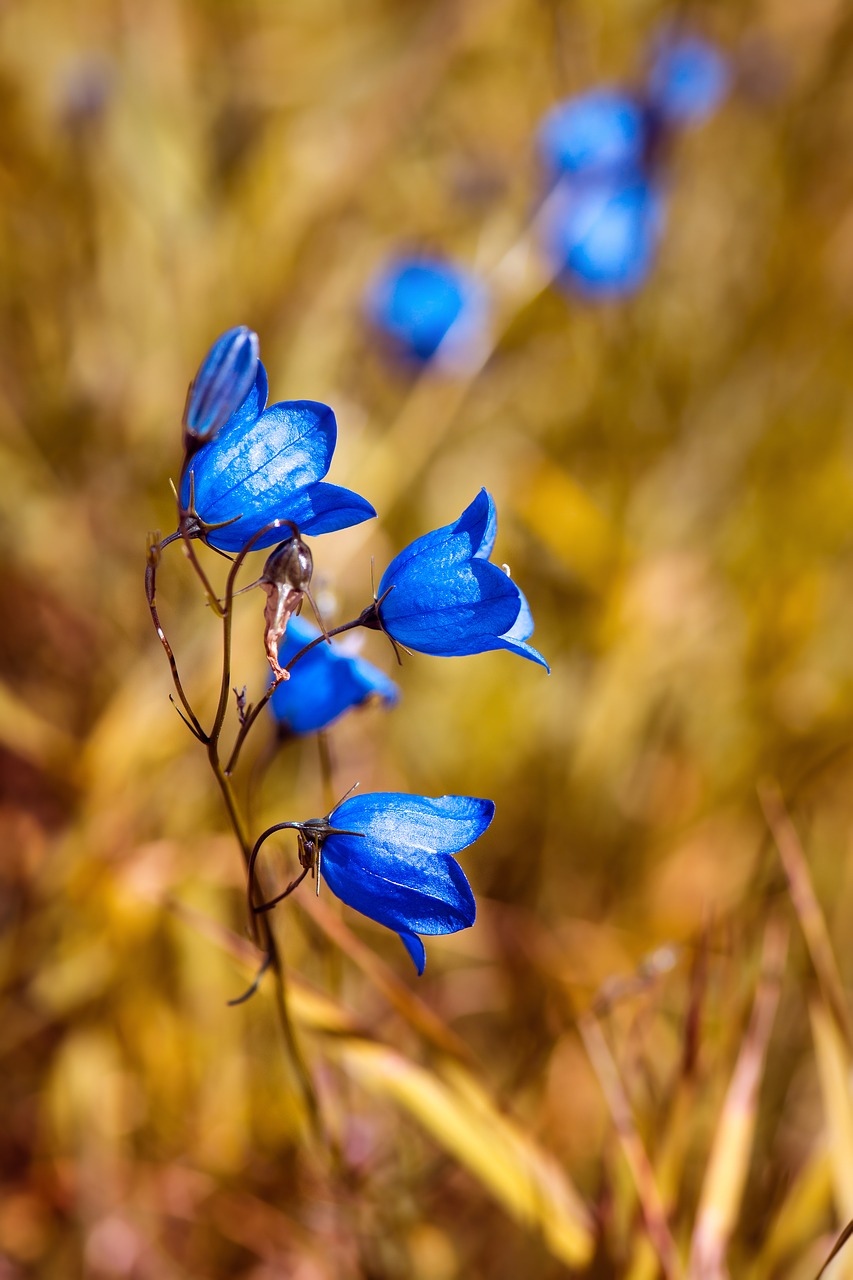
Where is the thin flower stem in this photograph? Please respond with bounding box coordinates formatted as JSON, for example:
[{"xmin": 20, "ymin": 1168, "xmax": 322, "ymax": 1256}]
[
  {"xmin": 145, "ymin": 544, "xmax": 207, "ymax": 742},
  {"xmin": 317, "ymin": 732, "xmax": 335, "ymax": 815},
  {"xmin": 224, "ymin": 614, "xmax": 368, "ymax": 776},
  {"xmin": 210, "ymin": 518, "xmax": 299, "ymax": 752},
  {"xmin": 208, "ymin": 752, "xmax": 322, "ymax": 1140},
  {"xmin": 149, "ymin": 508, "xmax": 323, "ymax": 1139}
]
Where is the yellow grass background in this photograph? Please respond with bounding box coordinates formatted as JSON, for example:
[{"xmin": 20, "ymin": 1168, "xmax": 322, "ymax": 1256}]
[{"xmin": 3, "ymin": 1, "xmax": 853, "ymax": 1276}]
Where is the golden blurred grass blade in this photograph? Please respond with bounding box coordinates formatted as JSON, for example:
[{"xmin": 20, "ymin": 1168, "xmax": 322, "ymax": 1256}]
[
  {"xmin": 813, "ymin": 1218, "xmax": 853, "ymax": 1280},
  {"xmin": 167, "ymin": 896, "xmax": 363, "ymax": 1037},
  {"xmin": 338, "ymin": 1038, "xmax": 594, "ymax": 1270},
  {"xmin": 512, "ymin": 456, "xmax": 625, "ymax": 591},
  {"xmin": 688, "ymin": 918, "xmax": 788, "ymax": 1280},
  {"xmin": 760, "ymin": 780, "xmax": 853, "ymax": 1051},
  {"xmin": 810, "ymin": 1001, "xmax": 853, "ymax": 1223},
  {"xmin": 306, "ymin": 894, "xmax": 480, "ymax": 1066},
  {"xmin": 579, "ymin": 1010, "xmax": 684, "ymax": 1280},
  {"xmin": 745, "ymin": 1150, "xmax": 833, "ymax": 1280}
]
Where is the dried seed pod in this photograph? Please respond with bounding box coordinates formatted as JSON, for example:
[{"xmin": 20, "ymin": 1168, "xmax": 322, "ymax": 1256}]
[{"xmin": 260, "ymin": 534, "xmax": 314, "ymax": 681}]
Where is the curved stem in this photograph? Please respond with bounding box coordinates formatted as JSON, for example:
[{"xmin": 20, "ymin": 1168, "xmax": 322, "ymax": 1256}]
[
  {"xmin": 145, "ymin": 542, "xmax": 207, "ymax": 742},
  {"xmin": 209, "ymin": 518, "xmax": 301, "ymax": 752}
]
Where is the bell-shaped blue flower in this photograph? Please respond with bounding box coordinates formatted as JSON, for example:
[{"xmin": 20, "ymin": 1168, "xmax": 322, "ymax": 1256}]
[
  {"xmin": 366, "ymin": 256, "xmax": 489, "ymax": 367},
  {"xmin": 322, "ymin": 792, "xmax": 494, "ymax": 973},
  {"xmin": 183, "ymin": 325, "xmax": 260, "ymax": 445},
  {"xmin": 538, "ymin": 87, "xmax": 649, "ymax": 182},
  {"xmin": 270, "ymin": 616, "xmax": 399, "ymax": 735},
  {"xmin": 374, "ymin": 490, "xmax": 548, "ymax": 669},
  {"xmin": 646, "ymin": 31, "xmax": 730, "ymax": 127},
  {"xmin": 543, "ymin": 175, "xmax": 666, "ymax": 299},
  {"xmin": 180, "ymin": 362, "xmax": 376, "ymax": 552}
]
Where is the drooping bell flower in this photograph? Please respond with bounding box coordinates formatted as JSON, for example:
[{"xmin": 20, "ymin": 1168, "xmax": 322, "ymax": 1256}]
[
  {"xmin": 260, "ymin": 793, "xmax": 493, "ymax": 972},
  {"xmin": 366, "ymin": 256, "xmax": 489, "ymax": 368},
  {"xmin": 369, "ymin": 490, "xmax": 548, "ymax": 669},
  {"xmin": 538, "ymin": 87, "xmax": 650, "ymax": 184},
  {"xmin": 269, "ymin": 616, "xmax": 399, "ymax": 735},
  {"xmin": 542, "ymin": 175, "xmax": 666, "ymax": 299},
  {"xmin": 180, "ymin": 361, "xmax": 375, "ymax": 552},
  {"xmin": 646, "ymin": 30, "xmax": 730, "ymax": 127},
  {"xmin": 183, "ymin": 325, "xmax": 260, "ymax": 447}
]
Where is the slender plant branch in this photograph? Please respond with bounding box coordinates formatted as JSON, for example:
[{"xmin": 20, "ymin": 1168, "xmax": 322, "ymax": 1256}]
[
  {"xmin": 224, "ymin": 614, "xmax": 369, "ymax": 775},
  {"xmin": 145, "ymin": 539, "xmax": 207, "ymax": 741}
]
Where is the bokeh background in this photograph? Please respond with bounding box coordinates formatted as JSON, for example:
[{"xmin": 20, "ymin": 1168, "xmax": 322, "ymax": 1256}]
[{"xmin": 4, "ymin": 1, "xmax": 853, "ymax": 1276}]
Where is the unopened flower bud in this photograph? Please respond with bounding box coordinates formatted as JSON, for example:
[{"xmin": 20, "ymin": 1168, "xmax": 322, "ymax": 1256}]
[{"xmin": 183, "ymin": 325, "xmax": 259, "ymax": 447}]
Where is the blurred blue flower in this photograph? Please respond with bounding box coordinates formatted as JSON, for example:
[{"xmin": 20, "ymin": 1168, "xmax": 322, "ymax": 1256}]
[
  {"xmin": 270, "ymin": 616, "xmax": 399, "ymax": 735},
  {"xmin": 373, "ymin": 489, "xmax": 548, "ymax": 669},
  {"xmin": 321, "ymin": 791, "xmax": 494, "ymax": 973},
  {"xmin": 538, "ymin": 87, "xmax": 649, "ymax": 182},
  {"xmin": 183, "ymin": 325, "xmax": 260, "ymax": 445},
  {"xmin": 543, "ymin": 175, "xmax": 666, "ymax": 298},
  {"xmin": 646, "ymin": 31, "xmax": 730, "ymax": 126},
  {"xmin": 367, "ymin": 256, "xmax": 489, "ymax": 366},
  {"xmin": 181, "ymin": 362, "xmax": 376, "ymax": 552}
]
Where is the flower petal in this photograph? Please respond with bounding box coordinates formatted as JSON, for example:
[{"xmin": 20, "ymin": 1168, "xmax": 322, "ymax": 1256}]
[
  {"xmin": 380, "ymin": 558, "xmax": 523, "ymax": 656},
  {"xmin": 398, "ymin": 931, "xmax": 427, "ymax": 975},
  {"xmin": 293, "ymin": 483, "xmax": 377, "ymax": 538},
  {"xmin": 187, "ymin": 397, "xmax": 336, "ymax": 521},
  {"xmin": 321, "ymin": 840, "xmax": 475, "ymax": 937},
  {"xmin": 379, "ymin": 489, "xmax": 496, "ymax": 589},
  {"xmin": 332, "ymin": 792, "xmax": 493, "ymax": 859},
  {"xmin": 270, "ymin": 616, "xmax": 399, "ymax": 734},
  {"xmin": 182, "ymin": 396, "xmax": 376, "ymax": 550}
]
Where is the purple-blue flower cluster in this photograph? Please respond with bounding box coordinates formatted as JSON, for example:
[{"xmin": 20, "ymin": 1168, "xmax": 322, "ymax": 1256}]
[
  {"xmin": 171, "ymin": 328, "xmax": 547, "ymax": 974},
  {"xmin": 538, "ymin": 29, "xmax": 729, "ymax": 297}
]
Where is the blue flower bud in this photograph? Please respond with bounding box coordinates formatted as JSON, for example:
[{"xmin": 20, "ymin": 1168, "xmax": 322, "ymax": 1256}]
[
  {"xmin": 321, "ymin": 792, "xmax": 494, "ymax": 973},
  {"xmin": 180, "ymin": 361, "xmax": 376, "ymax": 552},
  {"xmin": 270, "ymin": 616, "xmax": 399, "ymax": 735},
  {"xmin": 366, "ymin": 256, "xmax": 489, "ymax": 367},
  {"xmin": 183, "ymin": 325, "xmax": 260, "ymax": 445},
  {"xmin": 646, "ymin": 31, "xmax": 730, "ymax": 127},
  {"xmin": 375, "ymin": 490, "xmax": 548, "ymax": 669}
]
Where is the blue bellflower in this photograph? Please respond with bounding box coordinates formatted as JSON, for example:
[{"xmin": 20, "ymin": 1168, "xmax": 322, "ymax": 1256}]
[
  {"xmin": 270, "ymin": 616, "xmax": 399, "ymax": 735},
  {"xmin": 543, "ymin": 176, "xmax": 666, "ymax": 299},
  {"xmin": 321, "ymin": 791, "xmax": 494, "ymax": 973},
  {"xmin": 181, "ymin": 362, "xmax": 376, "ymax": 552},
  {"xmin": 367, "ymin": 256, "xmax": 488, "ymax": 366},
  {"xmin": 538, "ymin": 87, "xmax": 649, "ymax": 182},
  {"xmin": 647, "ymin": 31, "xmax": 730, "ymax": 127},
  {"xmin": 373, "ymin": 489, "xmax": 548, "ymax": 669},
  {"xmin": 183, "ymin": 325, "xmax": 260, "ymax": 445}
]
